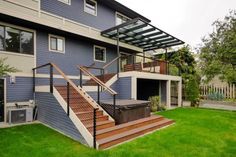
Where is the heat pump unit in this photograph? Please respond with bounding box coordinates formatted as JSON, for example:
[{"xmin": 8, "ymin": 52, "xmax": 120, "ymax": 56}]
[{"xmin": 8, "ymin": 108, "xmax": 33, "ymax": 124}]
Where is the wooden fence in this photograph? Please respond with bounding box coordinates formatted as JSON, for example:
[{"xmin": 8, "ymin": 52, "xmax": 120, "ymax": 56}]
[{"xmin": 200, "ymin": 84, "xmax": 236, "ymax": 99}]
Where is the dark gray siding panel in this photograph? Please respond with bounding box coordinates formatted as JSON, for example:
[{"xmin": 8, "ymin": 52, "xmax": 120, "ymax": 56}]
[
  {"xmin": 6, "ymin": 77, "xmax": 33, "ymax": 102},
  {"xmin": 41, "ymin": 0, "xmax": 116, "ymax": 30},
  {"xmin": 113, "ymin": 77, "xmax": 132, "ymax": 99},
  {"xmin": 87, "ymin": 77, "xmax": 132, "ymax": 101},
  {"xmin": 160, "ymin": 80, "xmax": 167, "ymax": 104},
  {"xmin": 36, "ymin": 92, "xmax": 87, "ymax": 145},
  {"xmin": 36, "ymin": 31, "xmax": 117, "ymax": 76}
]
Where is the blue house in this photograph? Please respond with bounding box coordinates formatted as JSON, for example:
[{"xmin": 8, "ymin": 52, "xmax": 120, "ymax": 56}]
[{"xmin": 0, "ymin": 0, "xmax": 184, "ymax": 149}]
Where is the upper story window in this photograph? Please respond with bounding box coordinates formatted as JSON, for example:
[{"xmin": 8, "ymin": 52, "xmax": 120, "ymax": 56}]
[
  {"xmin": 116, "ymin": 12, "xmax": 131, "ymax": 25},
  {"xmin": 49, "ymin": 34, "xmax": 65, "ymax": 53},
  {"xmin": 58, "ymin": 0, "xmax": 71, "ymax": 5},
  {"xmin": 84, "ymin": 0, "xmax": 97, "ymax": 16},
  {"xmin": 0, "ymin": 24, "xmax": 34, "ymax": 55},
  {"xmin": 94, "ymin": 45, "xmax": 106, "ymax": 62}
]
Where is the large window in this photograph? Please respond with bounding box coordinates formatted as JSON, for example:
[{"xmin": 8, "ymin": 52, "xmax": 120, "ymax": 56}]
[
  {"xmin": 84, "ymin": 0, "xmax": 97, "ymax": 16},
  {"xmin": 0, "ymin": 26, "xmax": 4, "ymax": 51},
  {"xmin": 94, "ymin": 45, "xmax": 106, "ymax": 62},
  {"xmin": 116, "ymin": 12, "xmax": 130, "ymax": 25},
  {"xmin": 0, "ymin": 25, "xmax": 34, "ymax": 55},
  {"xmin": 49, "ymin": 34, "xmax": 65, "ymax": 53}
]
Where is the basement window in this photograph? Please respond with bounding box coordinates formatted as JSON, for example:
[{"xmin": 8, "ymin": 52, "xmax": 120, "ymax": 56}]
[
  {"xmin": 94, "ymin": 45, "xmax": 106, "ymax": 62},
  {"xmin": 49, "ymin": 34, "xmax": 65, "ymax": 53},
  {"xmin": 84, "ymin": 0, "xmax": 97, "ymax": 16}
]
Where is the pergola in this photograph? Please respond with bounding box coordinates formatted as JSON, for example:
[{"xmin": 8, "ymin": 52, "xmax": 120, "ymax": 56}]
[{"xmin": 101, "ymin": 17, "xmax": 184, "ymax": 52}]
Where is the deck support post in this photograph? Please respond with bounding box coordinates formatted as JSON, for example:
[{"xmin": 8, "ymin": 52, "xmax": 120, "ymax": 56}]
[
  {"xmin": 178, "ymin": 79, "xmax": 182, "ymax": 107},
  {"xmin": 166, "ymin": 80, "xmax": 171, "ymax": 109}
]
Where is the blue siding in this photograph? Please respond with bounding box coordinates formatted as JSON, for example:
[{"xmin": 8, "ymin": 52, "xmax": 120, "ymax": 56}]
[
  {"xmin": 36, "ymin": 31, "xmax": 117, "ymax": 76},
  {"xmin": 113, "ymin": 77, "xmax": 132, "ymax": 99},
  {"xmin": 41, "ymin": 0, "xmax": 116, "ymax": 30},
  {"xmin": 36, "ymin": 92, "xmax": 87, "ymax": 145},
  {"xmin": 6, "ymin": 77, "xmax": 33, "ymax": 102},
  {"xmin": 87, "ymin": 77, "xmax": 132, "ymax": 100}
]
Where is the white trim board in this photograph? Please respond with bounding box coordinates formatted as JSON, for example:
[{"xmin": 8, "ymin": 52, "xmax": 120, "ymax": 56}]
[{"xmin": 119, "ymin": 71, "xmax": 182, "ymax": 81}]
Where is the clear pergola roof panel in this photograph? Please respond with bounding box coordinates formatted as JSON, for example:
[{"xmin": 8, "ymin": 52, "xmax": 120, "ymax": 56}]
[{"xmin": 101, "ymin": 18, "xmax": 184, "ymax": 51}]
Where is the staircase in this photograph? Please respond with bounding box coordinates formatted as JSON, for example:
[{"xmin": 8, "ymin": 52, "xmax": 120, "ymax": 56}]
[
  {"xmin": 34, "ymin": 63, "xmax": 174, "ymax": 149},
  {"xmin": 55, "ymin": 86, "xmax": 174, "ymax": 149},
  {"xmin": 55, "ymin": 86, "xmax": 115, "ymax": 132}
]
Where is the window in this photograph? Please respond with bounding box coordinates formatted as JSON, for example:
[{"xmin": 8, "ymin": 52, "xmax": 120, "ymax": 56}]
[
  {"xmin": 116, "ymin": 12, "xmax": 130, "ymax": 25},
  {"xmin": 84, "ymin": 0, "xmax": 97, "ymax": 16},
  {"xmin": 0, "ymin": 26, "xmax": 4, "ymax": 51},
  {"xmin": 49, "ymin": 35, "xmax": 65, "ymax": 53},
  {"xmin": 94, "ymin": 45, "xmax": 106, "ymax": 62},
  {"xmin": 58, "ymin": 0, "xmax": 71, "ymax": 5},
  {"xmin": 0, "ymin": 24, "xmax": 34, "ymax": 55}
]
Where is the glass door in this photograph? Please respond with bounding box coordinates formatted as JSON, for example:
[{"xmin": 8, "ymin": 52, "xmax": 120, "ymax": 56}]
[{"xmin": 0, "ymin": 79, "xmax": 4, "ymax": 122}]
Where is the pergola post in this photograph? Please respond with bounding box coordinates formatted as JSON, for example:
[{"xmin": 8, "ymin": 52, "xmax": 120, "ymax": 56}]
[{"xmin": 117, "ymin": 28, "xmax": 120, "ymax": 77}]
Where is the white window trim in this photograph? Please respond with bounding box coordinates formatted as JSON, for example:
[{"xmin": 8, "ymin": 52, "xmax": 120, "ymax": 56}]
[
  {"xmin": 84, "ymin": 0, "xmax": 97, "ymax": 16},
  {"xmin": 58, "ymin": 0, "xmax": 71, "ymax": 5},
  {"xmin": 48, "ymin": 34, "xmax": 65, "ymax": 54},
  {"xmin": 93, "ymin": 45, "xmax": 106, "ymax": 63},
  {"xmin": 115, "ymin": 12, "xmax": 131, "ymax": 25},
  {"xmin": 0, "ymin": 21, "xmax": 36, "ymax": 57}
]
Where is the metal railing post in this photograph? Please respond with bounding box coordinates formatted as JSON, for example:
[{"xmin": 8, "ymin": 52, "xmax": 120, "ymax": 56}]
[
  {"xmin": 97, "ymin": 84, "xmax": 100, "ymax": 105},
  {"xmin": 50, "ymin": 64, "xmax": 53, "ymax": 93},
  {"xmin": 93, "ymin": 108, "xmax": 97, "ymax": 149},
  {"xmin": 67, "ymin": 82, "xmax": 70, "ymax": 116},
  {"xmin": 80, "ymin": 69, "xmax": 82, "ymax": 88},
  {"xmin": 113, "ymin": 95, "xmax": 116, "ymax": 119}
]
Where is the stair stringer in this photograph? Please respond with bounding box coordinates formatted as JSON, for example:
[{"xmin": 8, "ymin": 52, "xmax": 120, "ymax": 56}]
[{"xmin": 53, "ymin": 87, "xmax": 96, "ymax": 148}]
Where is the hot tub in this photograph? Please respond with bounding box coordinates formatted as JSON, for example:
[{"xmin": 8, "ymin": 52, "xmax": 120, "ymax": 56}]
[{"xmin": 101, "ymin": 99, "xmax": 151, "ymax": 124}]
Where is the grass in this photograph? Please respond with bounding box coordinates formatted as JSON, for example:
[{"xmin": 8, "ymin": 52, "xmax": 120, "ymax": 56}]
[{"xmin": 1, "ymin": 108, "xmax": 236, "ymax": 157}]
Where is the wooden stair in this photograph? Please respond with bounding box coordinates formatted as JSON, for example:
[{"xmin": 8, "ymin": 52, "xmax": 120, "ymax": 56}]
[
  {"xmin": 55, "ymin": 86, "xmax": 115, "ymax": 132},
  {"xmin": 55, "ymin": 85, "xmax": 174, "ymax": 149},
  {"xmin": 84, "ymin": 73, "xmax": 116, "ymax": 86},
  {"xmin": 96, "ymin": 115, "xmax": 174, "ymax": 149}
]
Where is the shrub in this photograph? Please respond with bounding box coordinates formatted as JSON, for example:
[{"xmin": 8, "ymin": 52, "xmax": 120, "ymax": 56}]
[
  {"xmin": 185, "ymin": 76, "xmax": 200, "ymax": 107},
  {"xmin": 148, "ymin": 96, "xmax": 159, "ymax": 112},
  {"xmin": 207, "ymin": 92, "xmax": 224, "ymax": 101},
  {"xmin": 148, "ymin": 96, "xmax": 167, "ymax": 112}
]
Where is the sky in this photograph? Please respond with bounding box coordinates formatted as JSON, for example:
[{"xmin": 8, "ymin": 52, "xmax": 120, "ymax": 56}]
[{"xmin": 116, "ymin": 0, "xmax": 236, "ymax": 49}]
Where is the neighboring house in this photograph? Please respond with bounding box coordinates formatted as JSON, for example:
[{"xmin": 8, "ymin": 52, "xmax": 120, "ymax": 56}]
[{"xmin": 0, "ymin": 0, "xmax": 184, "ymax": 149}]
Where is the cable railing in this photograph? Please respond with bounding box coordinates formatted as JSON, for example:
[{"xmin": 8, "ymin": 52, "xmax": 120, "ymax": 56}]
[
  {"xmin": 32, "ymin": 63, "xmax": 99, "ymax": 149},
  {"xmin": 78, "ymin": 66, "xmax": 117, "ymax": 120}
]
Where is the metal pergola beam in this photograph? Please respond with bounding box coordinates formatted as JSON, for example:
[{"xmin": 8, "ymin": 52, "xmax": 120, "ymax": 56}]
[
  {"xmin": 101, "ymin": 17, "xmax": 185, "ymax": 51},
  {"xmin": 109, "ymin": 23, "xmax": 147, "ymax": 38}
]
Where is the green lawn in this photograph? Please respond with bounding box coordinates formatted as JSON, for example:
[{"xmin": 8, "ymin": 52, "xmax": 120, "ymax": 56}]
[{"xmin": 1, "ymin": 108, "xmax": 236, "ymax": 157}]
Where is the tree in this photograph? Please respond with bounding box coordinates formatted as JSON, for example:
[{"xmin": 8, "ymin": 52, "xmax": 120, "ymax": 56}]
[
  {"xmin": 199, "ymin": 10, "xmax": 236, "ymax": 84},
  {"xmin": 0, "ymin": 57, "xmax": 18, "ymax": 77},
  {"xmin": 157, "ymin": 45, "xmax": 200, "ymax": 105},
  {"xmin": 167, "ymin": 45, "xmax": 198, "ymax": 83}
]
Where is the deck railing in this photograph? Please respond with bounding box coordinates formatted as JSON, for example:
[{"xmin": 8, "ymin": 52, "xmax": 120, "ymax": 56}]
[
  {"xmin": 33, "ymin": 63, "xmax": 99, "ymax": 149},
  {"xmin": 78, "ymin": 66, "xmax": 117, "ymax": 120}
]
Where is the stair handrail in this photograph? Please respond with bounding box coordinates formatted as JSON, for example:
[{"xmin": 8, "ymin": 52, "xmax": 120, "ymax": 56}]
[
  {"xmin": 33, "ymin": 63, "xmax": 99, "ymax": 109},
  {"xmin": 33, "ymin": 63, "xmax": 100, "ymax": 149},
  {"xmin": 78, "ymin": 66, "xmax": 117, "ymax": 95}
]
